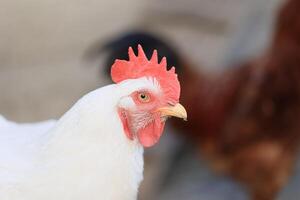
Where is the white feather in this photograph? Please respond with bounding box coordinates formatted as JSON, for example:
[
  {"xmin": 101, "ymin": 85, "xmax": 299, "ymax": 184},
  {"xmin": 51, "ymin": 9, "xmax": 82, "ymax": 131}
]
[
  {"xmin": 0, "ymin": 77, "xmax": 161, "ymax": 200},
  {"xmin": 0, "ymin": 116, "xmax": 56, "ymax": 185}
]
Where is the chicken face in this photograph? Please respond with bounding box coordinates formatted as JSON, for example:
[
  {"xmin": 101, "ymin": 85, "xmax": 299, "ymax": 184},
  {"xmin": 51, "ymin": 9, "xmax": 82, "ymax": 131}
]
[
  {"xmin": 117, "ymin": 78, "xmax": 186, "ymax": 147},
  {"xmin": 112, "ymin": 45, "xmax": 186, "ymax": 147}
]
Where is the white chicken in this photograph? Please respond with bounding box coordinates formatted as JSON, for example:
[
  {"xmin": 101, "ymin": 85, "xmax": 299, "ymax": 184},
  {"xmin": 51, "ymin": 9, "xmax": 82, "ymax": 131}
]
[{"xmin": 0, "ymin": 45, "xmax": 187, "ymax": 200}]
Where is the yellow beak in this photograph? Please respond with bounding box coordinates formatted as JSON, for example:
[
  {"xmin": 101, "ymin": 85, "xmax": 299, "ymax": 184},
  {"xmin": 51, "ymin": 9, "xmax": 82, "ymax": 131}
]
[{"xmin": 157, "ymin": 103, "xmax": 187, "ymax": 121}]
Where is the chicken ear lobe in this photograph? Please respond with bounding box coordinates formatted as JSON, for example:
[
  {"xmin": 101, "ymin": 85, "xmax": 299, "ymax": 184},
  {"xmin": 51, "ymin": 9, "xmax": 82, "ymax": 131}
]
[{"xmin": 118, "ymin": 109, "xmax": 133, "ymax": 140}]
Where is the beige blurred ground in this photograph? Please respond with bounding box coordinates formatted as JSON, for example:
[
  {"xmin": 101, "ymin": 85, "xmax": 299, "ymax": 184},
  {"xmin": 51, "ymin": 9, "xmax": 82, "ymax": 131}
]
[
  {"xmin": 0, "ymin": 0, "xmax": 282, "ymax": 122},
  {"xmin": 0, "ymin": 0, "xmax": 144, "ymax": 121}
]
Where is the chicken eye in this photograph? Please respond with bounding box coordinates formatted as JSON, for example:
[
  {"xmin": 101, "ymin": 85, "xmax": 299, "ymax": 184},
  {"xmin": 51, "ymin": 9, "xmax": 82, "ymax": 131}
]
[{"xmin": 138, "ymin": 92, "xmax": 150, "ymax": 102}]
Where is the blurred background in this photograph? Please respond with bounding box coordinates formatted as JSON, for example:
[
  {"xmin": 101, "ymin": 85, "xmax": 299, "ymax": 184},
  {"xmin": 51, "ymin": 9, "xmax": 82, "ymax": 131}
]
[{"xmin": 1, "ymin": 0, "xmax": 300, "ymax": 199}]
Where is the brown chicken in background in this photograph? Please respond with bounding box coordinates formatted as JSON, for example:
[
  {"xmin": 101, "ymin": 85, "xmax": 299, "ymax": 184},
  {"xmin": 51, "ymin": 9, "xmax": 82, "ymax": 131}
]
[
  {"xmin": 90, "ymin": 0, "xmax": 300, "ymax": 199},
  {"xmin": 175, "ymin": 0, "xmax": 300, "ymax": 199}
]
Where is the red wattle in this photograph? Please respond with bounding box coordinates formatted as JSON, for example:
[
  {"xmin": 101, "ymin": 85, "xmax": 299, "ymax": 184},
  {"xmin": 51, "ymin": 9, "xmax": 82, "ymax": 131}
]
[{"xmin": 137, "ymin": 118, "xmax": 165, "ymax": 147}]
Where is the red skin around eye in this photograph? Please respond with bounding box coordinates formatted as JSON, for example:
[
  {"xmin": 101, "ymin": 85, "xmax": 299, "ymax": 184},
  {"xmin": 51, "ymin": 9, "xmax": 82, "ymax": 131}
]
[
  {"xmin": 131, "ymin": 91, "xmax": 155, "ymax": 105},
  {"xmin": 119, "ymin": 91, "xmax": 166, "ymax": 147}
]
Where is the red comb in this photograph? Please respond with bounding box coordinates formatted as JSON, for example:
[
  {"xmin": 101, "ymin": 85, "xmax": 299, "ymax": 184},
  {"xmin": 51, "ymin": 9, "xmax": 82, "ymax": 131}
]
[{"xmin": 111, "ymin": 45, "xmax": 180, "ymax": 102}]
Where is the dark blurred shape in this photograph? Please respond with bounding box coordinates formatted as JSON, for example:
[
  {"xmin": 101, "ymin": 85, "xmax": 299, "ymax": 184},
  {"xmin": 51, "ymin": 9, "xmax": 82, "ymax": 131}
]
[{"xmin": 86, "ymin": 31, "xmax": 182, "ymax": 76}]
